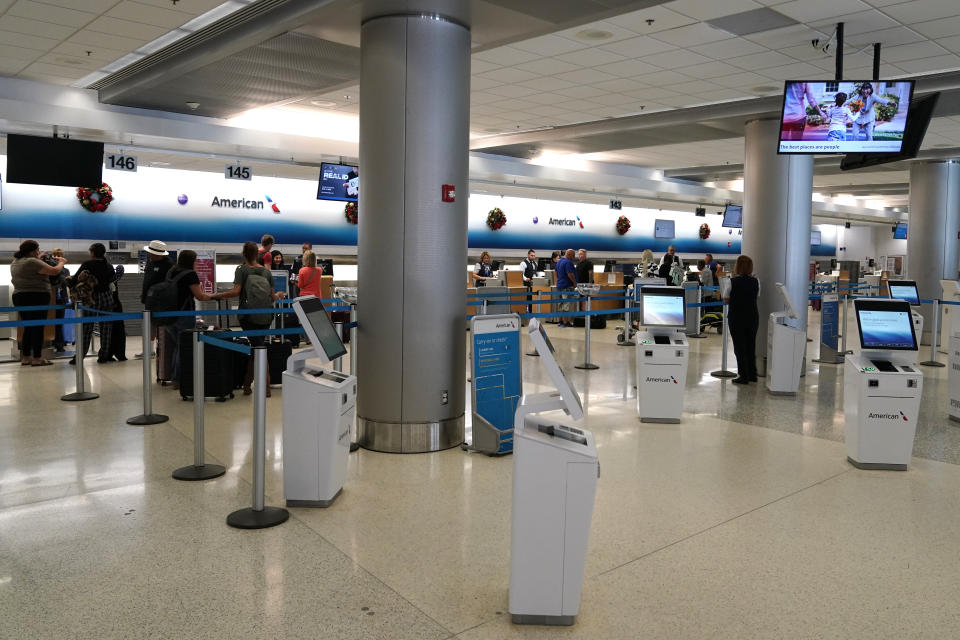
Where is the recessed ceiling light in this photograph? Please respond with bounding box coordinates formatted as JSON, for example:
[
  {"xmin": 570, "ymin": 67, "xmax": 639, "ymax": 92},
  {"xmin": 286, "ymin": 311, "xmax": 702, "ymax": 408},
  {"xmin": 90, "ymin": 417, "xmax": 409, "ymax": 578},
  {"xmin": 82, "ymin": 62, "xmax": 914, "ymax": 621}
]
[
  {"xmin": 310, "ymin": 100, "xmax": 337, "ymax": 108},
  {"xmin": 575, "ymin": 29, "xmax": 613, "ymax": 41}
]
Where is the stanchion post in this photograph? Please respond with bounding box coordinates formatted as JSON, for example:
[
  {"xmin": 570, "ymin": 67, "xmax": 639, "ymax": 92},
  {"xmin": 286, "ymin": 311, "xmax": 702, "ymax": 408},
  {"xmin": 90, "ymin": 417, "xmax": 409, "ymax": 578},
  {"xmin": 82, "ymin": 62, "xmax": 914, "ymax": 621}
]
[
  {"xmin": 841, "ymin": 293, "xmax": 852, "ymax": 355},
  {"xmin": 921, "ymin": 298, "xmax": 946, "ymax": 367},
  {"xmin": 62, "ymin": 303, "xmax": 99, "ymax": 401},
  {"xmin": 173, "ymin": 332, "xmax": 226, "ymax": 480},
  {"xmin": 127, "ymin": 311, "xmax": 169, "ymax": 425},
  {"xmin": 711, "ymin": 302, "xmax": 737, "ymax": 378},
  {"xmin": 575, "ymin": 292, "xmax": 599, "ymax": 370},
  {"xmin": 349, "ymin": 303, "xmax": 360, "ymax": 452},
  {"xmin": 227, "ymin": 346, "xmax": 289, "ymax": 529},
  {"xmin": 333, "ymin": 321, "xmax": 343, "ymax": 371},
  {"xmin": 482, "ymin": 297, "xmax": 488, "ymax": 315},
  {"xmin": 618, "ymin": 285, "xmax": 636, "ymax": 347}
]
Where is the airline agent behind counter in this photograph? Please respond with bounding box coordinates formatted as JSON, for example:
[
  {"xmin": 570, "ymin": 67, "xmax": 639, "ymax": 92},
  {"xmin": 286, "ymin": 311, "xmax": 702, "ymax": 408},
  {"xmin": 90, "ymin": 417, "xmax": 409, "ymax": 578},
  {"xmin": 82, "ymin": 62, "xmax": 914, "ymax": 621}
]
[{"xmin": 473, "ymin": 251, "xmax": 494, "ymax": 287}]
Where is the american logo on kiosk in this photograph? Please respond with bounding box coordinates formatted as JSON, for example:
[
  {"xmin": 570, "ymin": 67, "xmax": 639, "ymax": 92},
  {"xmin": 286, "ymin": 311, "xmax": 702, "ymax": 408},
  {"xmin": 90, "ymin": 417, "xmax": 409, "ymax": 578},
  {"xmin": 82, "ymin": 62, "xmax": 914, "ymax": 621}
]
[
  {"xmin": 645, "ymin": 376, "xmax": 678, "ymax": 384},
  {"xmin": 867, "ymin": 410, "xmax": 908, "ymax": 421}
]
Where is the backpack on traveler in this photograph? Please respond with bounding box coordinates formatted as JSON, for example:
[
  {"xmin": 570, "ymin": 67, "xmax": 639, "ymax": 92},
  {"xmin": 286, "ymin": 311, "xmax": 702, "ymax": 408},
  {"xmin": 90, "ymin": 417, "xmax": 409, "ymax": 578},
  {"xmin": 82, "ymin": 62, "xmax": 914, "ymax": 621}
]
[
  {"xmin": 144, "ymin": 270, "xmax": 191, "ymax": 326},
  {"xmin": 69, "ymin": 270, "xmax": 99, "ymax": 307},
  {"xmin": 238, "ymin": 265, "xmax": 274, "ymax": 325}
]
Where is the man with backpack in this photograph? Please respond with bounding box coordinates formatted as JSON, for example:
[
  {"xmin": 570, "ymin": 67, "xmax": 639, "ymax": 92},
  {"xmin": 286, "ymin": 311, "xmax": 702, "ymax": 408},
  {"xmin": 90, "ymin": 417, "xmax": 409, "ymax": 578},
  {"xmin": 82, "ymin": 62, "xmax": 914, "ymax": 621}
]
[{"xmin": 139, "ymin": 240, "xmax": 173, "ymax": 359}]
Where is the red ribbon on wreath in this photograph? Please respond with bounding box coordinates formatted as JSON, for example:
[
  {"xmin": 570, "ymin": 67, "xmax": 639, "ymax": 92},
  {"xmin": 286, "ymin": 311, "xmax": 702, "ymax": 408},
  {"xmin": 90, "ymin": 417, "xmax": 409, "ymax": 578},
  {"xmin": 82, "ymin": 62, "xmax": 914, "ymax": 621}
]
[
  {"xmin": 77, "ymin": 183, "xmax": 113, "ymax": 212},
  {"xmin": 487, "ymin": 207, "xmax": 506, "ymax": 230},
  {"xmin": 344, "ymin": 201, "xmax": 358, "ymax": 224},
  {"xmin": 699, "ymin": 223, "xmax": 711, "ymax": 239},
  {"xmin": 615, "ymin": 215, "xmax": 631, "ymax": 235}
]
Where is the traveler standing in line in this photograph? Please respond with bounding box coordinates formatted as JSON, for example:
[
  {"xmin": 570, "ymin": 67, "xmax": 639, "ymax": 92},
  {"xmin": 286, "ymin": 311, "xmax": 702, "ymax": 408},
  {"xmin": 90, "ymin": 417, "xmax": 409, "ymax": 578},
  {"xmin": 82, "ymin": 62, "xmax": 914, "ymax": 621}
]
[
  {"xmin": 658, "ymin": 254, "xmax": 677, "ymax": 285},
  {"xmin": 271, "ymin": 250, "xmax": 294, "ymax": 298},
  {"xmin": 520, "ymin": 249, "xmax": 537, "ymax": 313},
  {"xmin": 159, "ymin": 250, "xmax": 218, "ymax": 386},
  {"xmin": 49, "ymin": 248, "xmax": 71, "ymax": 353},
  {"xmin": 214, "ymin": 241, "xmax": 286, "ymax": 396},
  {"xmin": 11, "ymin": 240, "xmax": 66, "ymax": 366},
  {"xmin": 699, "ymin": 258, "xmax": 715, "ymax": 299},
  {"xmin": 473, "ymin": 251, "xmax": 494, "ymax": 287},
  {"xmin": 71, "ymin": 243, "xmax": 117, "ymax": 364},
  {"xmin": 297, "ymin": 250, "xmax": 323, "ymax": 298},
  {"xmin": 635, "ymin": 249, "xmax": 657, "ymax": 279},
  {"xmin": 258, "ymin": 234, "xmax": 275, "ymax": 266},
  {"xmin": 291, "ymin": 242, "xmax": 312, "ymax": 275},
  {"xmin": 555, "ymin": 249, "xmax": 578, "ymax": 328},
  {"xmin": 658, "ymin": 245, "xmax": 684, "ymax": 271},
  {"xmin": 140, "ymin": 240, "xmax": 173, "ymax": 357},
  {"xmin": 704, "ymin": 253, "xmax": 718, "ymax": 279},
  {"xmin": 575, "ymin": 248, "xmax": 594, "ymax": 284},
  {"xmin": 724, "ymin": 255, "xmax": 760, "ymax": 385}
]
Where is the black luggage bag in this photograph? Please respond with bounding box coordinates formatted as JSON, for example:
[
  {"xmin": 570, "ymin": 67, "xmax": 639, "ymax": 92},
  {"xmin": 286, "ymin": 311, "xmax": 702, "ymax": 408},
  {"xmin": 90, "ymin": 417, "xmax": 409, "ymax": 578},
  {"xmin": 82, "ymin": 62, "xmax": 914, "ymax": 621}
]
[
  {"xmin": 178, "ymin": 330, "xmax": 246, "ymax": 401},
  {"xmin": 572, "ymin": 315, "xmax": 607, "ymax": 329},
  {"xmin": 267, "ymin": 339, "xmax": 293, "ymax": 385}
]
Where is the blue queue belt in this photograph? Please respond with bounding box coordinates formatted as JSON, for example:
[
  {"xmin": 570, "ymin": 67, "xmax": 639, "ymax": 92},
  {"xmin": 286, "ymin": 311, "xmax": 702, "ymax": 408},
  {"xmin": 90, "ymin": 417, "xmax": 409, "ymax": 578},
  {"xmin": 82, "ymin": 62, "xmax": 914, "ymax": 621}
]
[
  {"xmin": 0, "ymin": 304, "xmax": 70, "ymax": 312},
  {"xmin": 199, "ymin": 334, "xmax": 252, "ymax": 355},
  {"xmin": 0, "ymin": 312, "xmax": 142, "ymax": 328}
]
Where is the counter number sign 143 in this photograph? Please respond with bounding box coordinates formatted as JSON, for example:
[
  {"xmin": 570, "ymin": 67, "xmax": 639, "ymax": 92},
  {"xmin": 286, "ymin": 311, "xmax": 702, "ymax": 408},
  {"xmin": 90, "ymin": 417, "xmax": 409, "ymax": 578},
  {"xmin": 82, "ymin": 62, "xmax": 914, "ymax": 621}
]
[
  {"xmin": 105, "ymin": 153, "xmax": 137, "ymax": 172},
  {"xmin": 225, "ymin": 164, "xmax": 253, "ymax": 181}
]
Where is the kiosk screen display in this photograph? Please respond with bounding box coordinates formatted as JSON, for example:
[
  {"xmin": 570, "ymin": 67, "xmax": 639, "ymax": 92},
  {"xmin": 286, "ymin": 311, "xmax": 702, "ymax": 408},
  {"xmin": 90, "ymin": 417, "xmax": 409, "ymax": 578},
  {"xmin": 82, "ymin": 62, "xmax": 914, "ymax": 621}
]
[
  {"xmin": 296, "ymin": 296, "xmax": 347, "ymax": 361},
  {"xmin": 887, "ymin": 280, "xmax": 920, "ymax": 305},
  {"xmin": 530, "ymin": 319, "xmax": 584, "ymax": 418},
  {"xmin": 810, "ymin": 230, "xmax": 822, "ymax": 245},
  {"xmin": 894, "ymin": 222, "xmax": 908, "ymax": 239},
  {"xmin": 640, "ymin": 286, "xmax": 686, "ymax": 327},
  {"xmin": 317, "ymin": 162, "xmax": 358, "ymax": 202},
  {"xmin": 855, "ymin": 299, "xmax": 917, "ymax": 351},
  {"xmin": 722, "ymin": 204, "xmax": 742, "ymax": 228}
]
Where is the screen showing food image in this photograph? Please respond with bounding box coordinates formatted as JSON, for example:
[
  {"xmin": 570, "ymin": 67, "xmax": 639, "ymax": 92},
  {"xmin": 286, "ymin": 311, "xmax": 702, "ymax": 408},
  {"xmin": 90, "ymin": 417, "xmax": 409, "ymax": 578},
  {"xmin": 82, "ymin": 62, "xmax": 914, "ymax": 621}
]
[{"xmin": 778, "ymin": 80, "xmax": 914, "ymax": 154}]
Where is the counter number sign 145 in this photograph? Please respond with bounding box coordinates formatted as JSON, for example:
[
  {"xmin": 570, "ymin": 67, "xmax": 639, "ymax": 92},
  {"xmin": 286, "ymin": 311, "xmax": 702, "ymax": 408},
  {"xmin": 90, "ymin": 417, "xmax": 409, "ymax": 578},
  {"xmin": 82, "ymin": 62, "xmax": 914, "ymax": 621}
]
[
  {"xmin": 105, "ymin": 153, "xmax": 137, "ymax": 172},
  {"xmin": 225, "ymin": 164, "xmax": 253, "ymax": 181}
]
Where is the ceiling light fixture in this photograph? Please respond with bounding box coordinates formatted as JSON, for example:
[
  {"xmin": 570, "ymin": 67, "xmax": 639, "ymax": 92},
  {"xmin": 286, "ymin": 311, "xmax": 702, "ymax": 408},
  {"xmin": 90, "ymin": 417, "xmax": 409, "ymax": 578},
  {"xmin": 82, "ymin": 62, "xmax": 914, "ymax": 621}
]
[
  {"xmin": 310, "ymin": 100, "xmax": 337, "ymax": 108},
  {"xmin": 575, "ymin": 29, "xmax": 613, "ymax": 41},
  {"xmin": 185, "ymin": 102, "xmax": 200, "ymax": 110}
]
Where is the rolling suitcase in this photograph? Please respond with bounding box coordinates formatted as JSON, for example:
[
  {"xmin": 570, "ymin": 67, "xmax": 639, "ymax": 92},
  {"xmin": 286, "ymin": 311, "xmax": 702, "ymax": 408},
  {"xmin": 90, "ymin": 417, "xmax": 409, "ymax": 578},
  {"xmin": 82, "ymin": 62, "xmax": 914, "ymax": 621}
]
[
  {"xmin": 156, "ymin": 327, "xmax": 175, "ymax": 384},
  {"xmin": 267, "ymin": 339, "xmax": 293, "ymax": 385},
  {"xmin": 178, "ymin": 329, "xmax": 238, "ymax": 401}
]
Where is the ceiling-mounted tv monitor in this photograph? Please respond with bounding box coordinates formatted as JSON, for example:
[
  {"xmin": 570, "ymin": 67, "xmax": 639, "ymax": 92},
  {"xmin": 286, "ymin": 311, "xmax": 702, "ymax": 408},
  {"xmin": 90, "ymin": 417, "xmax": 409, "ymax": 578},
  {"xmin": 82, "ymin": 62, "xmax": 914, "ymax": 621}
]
[
  {"xmin": 721, "ymin": 203, "xmax": 742, "ymax": 228},
  {"xmin": 811, "ymin": 230, "xmax": 822, "ymax": 246},
  {"xmin": 841, "ymin": 92, "xmax": 940, "ymax": 171},
  {"xmin": 6, "ymin": 134, "xmax": 104, "ymax": 187},
  {"xmin": 654, "ymin": 219, "xmax": 675, "ymax": 239},
  {"xmin": 317, "ymin": 162, "xmax": 358, "ymax": 202},
  {"xmin": 777, "ymin": 80, "xmax": 915, "ymax": 154},
  {"xmin": 894, "ymin": 223, "xmax": 907, "ymax": 239}
]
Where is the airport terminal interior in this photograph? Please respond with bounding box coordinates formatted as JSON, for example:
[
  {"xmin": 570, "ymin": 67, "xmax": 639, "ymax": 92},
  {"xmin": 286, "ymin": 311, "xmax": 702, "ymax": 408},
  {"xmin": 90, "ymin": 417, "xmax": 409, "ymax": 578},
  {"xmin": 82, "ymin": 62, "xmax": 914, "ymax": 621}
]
[{"xmin": 4, "ymin": 0, "xmax": 960, "ymax": 638}]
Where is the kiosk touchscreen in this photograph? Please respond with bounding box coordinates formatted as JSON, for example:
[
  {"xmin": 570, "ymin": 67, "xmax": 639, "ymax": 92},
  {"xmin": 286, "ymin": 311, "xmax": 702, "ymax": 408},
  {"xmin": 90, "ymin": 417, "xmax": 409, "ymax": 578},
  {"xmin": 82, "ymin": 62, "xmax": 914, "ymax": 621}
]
[
  {"xmin": 510, "ymin": 319, "xmax": 596, "ymax": 626},
  {"xmin": 766, "ymin": 283, "xmax": 806, "ymax": 395},
  {"xmin": 887, "ymin": 280, "xmax": 924, "ymax": 354},
  {"xmin": 844, "ymin": 299, "xmax": 922, "ymax": 470},
  {"xmin": 282, "ymin": 296, "xmax": 356, "ymax": 507},
  {"xmin": 636, "ymin": 286, "xmax": 689, "ymax": 422}
]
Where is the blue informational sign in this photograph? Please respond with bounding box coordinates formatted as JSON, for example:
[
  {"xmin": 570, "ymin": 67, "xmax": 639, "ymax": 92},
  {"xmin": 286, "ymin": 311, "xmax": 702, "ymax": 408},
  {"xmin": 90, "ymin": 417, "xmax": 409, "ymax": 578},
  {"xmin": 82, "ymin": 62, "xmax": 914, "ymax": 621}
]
[
  {"xmin": 821, "ymin": 293, "xmax": 839, "ymax": 350},
  {"xmin": 471, "ymin": 314, "xmax": 522, "ymax": 454}
]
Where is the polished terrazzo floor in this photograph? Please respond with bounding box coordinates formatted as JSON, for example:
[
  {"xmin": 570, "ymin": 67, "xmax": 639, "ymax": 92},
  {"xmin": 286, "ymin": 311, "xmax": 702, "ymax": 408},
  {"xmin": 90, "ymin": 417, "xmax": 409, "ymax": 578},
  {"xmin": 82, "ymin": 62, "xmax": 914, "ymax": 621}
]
[{"xmin": 2, "ymin": 310, "xmax": 960, "ymax": 639}]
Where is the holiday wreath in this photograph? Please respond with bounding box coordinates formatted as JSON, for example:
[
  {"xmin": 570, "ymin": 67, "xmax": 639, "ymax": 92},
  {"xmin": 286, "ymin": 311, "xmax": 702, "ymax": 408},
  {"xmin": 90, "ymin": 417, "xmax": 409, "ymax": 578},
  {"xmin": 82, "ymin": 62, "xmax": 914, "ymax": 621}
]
[
  {"xmin": 615, "ymin": 215, "xmax": 631, "ymax": 235},
  {"xmin": 344, "ymin": 201, "xmax": 358, "ymax": 224},
  {"xmin": 699, "ymin": 223, "xmax": 711, "ymax": 239},
  {"xmin": 77, "ymin": 183, "xmax": 113, "ymax": 212},
  {"xmin": 486, "ymin": 207, "xmax": 507, "ymax": 230}
]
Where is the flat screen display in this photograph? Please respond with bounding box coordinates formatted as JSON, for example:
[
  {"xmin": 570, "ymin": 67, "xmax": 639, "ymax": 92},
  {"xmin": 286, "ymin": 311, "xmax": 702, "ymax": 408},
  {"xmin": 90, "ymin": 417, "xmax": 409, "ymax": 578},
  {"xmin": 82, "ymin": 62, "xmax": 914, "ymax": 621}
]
[
  {"xmin": 811, "ymin": 230, "xmax": 822, "ymax": 246},
  {"xmin": 317, "ymin": 258, "xmax": 334, "ymax": 276},
  {"xmin": 722, "ymin": 204, "xmax": 742, "ymax": 228},
  {"xmin": 317, "ymin": 162, "xmax": 358, "ymax": 202},
  {"xmin": 7, "ymin": 134, "xmax": 104, "ymax": 187},
  {"xmin": 894, "ymin": 223, "xmax": 908, "ymax": 239},
  {"xmin": 531, "ymin": 319, "xmax": 583, "ymax": 417},
  {"xmin": 296, "ymin": 296, "xmax": 347, "ymax": 361},
  {"xmin": 887, "ymin": 280, "xmax": 920, "ymax": 306},
  {"xmin": 855, "ymin": 299, "xmax": 917, "ymax": 351},
  {"xmin": 640, "ymin": 286, "xmax": 686, "ymax": 327},
  {"xmin": 654, "ymin": 219, "xmax": 675, "ymax": 239},
  {"xmin": 777, "ymin": 80, "xmax": 915, "ymax": 154}
]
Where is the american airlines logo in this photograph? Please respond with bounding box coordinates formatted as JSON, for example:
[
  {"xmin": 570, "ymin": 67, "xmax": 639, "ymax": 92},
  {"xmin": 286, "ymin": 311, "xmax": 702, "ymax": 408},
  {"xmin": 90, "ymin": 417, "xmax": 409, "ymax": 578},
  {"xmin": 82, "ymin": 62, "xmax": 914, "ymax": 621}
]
[
  {"xmin": 495, "ymin": 321, "xmax": 516, "ymax": 329},
  {"xmin": 867, "ymin": 411, "xmax": 909, "ymax": 422},
  {"xmin": 645, "ymin": 376, "xmax": 678, "ymax": 384},
  {"xmin": 548, "ymin": 217, "xmax": 577, "ymax": 226}
]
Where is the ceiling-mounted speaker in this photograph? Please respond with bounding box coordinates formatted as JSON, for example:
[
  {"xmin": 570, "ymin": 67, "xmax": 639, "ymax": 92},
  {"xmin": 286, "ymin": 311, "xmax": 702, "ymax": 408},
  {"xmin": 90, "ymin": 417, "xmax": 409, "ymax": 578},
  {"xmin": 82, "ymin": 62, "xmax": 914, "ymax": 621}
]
[{"xmin": 845, "ymin": 222, "xmax": 851, "ymax": 228}]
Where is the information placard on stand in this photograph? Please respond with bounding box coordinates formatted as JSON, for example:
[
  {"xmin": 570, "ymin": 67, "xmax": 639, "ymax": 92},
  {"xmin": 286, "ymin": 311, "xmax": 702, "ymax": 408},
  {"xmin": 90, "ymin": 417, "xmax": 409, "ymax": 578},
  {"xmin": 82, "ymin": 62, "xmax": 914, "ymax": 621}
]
[
  {"xmin": 815, "ymin": 293, "xmax": 843, "ymax": 364},
  {"xmin": 468, "ymin": 314, "xmax": 521, "ymax": 455}
]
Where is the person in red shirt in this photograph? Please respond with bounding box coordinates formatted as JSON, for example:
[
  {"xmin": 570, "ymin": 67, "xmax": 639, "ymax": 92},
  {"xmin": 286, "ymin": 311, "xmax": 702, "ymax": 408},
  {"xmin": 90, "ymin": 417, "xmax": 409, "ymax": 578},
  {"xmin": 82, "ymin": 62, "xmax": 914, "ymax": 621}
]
[
  {"xmin": 258, "ymin": 234, "xmax": 275, "ymax": 267},
  {"xmin": 297, "ymin": 250, "xmax": 322, "ymax": 298}
]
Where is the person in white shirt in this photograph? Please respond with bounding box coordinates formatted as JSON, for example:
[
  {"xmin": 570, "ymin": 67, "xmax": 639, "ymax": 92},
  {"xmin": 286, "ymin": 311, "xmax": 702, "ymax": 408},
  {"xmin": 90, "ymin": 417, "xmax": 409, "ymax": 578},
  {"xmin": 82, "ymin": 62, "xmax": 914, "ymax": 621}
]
[
  {"xmin": 825, "ymin": 92, "xmax": 856, "ymax": 142},
  {"xmin": 658, "ymin": 245, "xmax": 684, "ymax": 271},
  {"xmin": 845, "ymin": 82, "xmax": 893, "ymax": 142}
]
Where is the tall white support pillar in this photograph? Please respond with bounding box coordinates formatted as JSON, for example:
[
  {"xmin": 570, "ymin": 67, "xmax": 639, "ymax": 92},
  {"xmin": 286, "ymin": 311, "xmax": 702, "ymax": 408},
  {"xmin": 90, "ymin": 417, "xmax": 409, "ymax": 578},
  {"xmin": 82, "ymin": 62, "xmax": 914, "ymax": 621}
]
[
  {"xmin": 742, "ymin": 118, "xmax": 813, "ymax": 375},
  {"xmin": 907, "ymin": 161, "xmax": 960, "ymax": 344},
  {"xmin": 356, "ymin": 2, "xmax": 470, "ymax": 452}
]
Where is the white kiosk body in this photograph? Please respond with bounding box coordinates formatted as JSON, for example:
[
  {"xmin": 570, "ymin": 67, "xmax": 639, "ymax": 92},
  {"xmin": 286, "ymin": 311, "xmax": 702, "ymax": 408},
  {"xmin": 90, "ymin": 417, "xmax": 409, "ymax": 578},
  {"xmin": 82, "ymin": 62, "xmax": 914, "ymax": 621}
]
[
  {"xmin": 510, "ymin": 319, "xmax": 598, "ymax": 627},
  {"xmin": 766, "ymin": 283, "xmax": 806, "ymax": 395},
  {"xmin": 887, "ymin": 280, "xmax": 923, "ymax": 361},
  {"xmin": 635, "ymin": 286, "xmax": 688, "ymax": 422},
  {"xmin": 940, "ymin": 280, "xmax": 960, "ymax": 355},
  {"xmin": 843, "ymin": 298, "xmax": 922, "ymax": 470},
  {"xmin": 282, "ymin": 296, "xmax": 356, "ymax": 507}
]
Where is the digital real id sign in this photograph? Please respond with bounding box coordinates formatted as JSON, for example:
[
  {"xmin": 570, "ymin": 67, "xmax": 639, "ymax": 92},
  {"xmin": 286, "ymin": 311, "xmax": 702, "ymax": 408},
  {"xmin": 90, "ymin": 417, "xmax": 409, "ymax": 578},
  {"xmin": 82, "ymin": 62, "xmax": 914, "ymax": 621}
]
[{"xmin": 317, "ymin": 162, "xmax": 358, "ymax": 202}]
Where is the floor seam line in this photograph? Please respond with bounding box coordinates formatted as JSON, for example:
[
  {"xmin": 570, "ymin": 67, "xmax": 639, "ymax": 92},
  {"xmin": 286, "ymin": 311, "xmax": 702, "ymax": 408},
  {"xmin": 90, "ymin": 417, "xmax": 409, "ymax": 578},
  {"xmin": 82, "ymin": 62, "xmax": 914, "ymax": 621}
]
[{"xmin": 594, "ymin": 467, "xmax": 852, "ymax": 578}]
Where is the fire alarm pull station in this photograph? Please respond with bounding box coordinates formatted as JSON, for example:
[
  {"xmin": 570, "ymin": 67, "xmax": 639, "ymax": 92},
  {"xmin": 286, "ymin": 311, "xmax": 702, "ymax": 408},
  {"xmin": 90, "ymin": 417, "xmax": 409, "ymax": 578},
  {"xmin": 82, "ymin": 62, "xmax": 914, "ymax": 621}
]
[{"xmin": 442, "ymin": 184, "xmax": 456, "ymax": 202}]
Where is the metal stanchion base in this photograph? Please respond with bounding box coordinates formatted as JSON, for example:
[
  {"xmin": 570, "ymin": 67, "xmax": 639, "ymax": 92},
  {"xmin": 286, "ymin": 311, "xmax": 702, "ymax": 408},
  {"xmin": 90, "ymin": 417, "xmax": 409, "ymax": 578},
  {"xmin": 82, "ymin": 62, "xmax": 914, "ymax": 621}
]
[
  {"xmin": 526, "ymin": 349, "xmax": 539, "ymax": 356},
  {"xmin": 61, "ymin": 391, "xmax": 99, "ymax": 401},
  {"xmin": 711, "ymin": 370, "xmax": 737, "ymax": 378},
  {"xmin": 575, "ymin": 362, "xmax": 599, "ymax": 370},
  {"xmin": 227, "ymin": 506, "xmax": 289, "ymax": 529},
  {"xmin": 920, "ymin": 360, "xmax": 946, "ymax": 368},
  {"xmin": 127, "ymin": 413, "xmax": 169, "ymax": 425},
  {"xmin": 172, "ymin": 464, "xmax": 226, "ymax": 481}
]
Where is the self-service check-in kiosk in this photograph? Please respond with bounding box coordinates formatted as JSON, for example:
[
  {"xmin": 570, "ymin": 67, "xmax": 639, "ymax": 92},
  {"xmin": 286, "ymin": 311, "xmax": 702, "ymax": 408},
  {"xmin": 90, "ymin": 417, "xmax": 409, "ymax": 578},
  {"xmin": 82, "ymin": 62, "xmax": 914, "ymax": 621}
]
[
  {"xmin": 887, "ymin": 280, "xmax": 923, "ymax": 361},
  {"xmin": 939, "ymin": 279, "xmax": 960, "ymax": 356},
  {"xmin": 844, "ymin": 298, "xmax": 922, "ymax": 470},
  {"xmin": 510, "ymin": 318, "xmax": 598, "ymax": 627},
  {"xmin": 766, "ymin": 283, "xmax": 806, "ymax": 395},
  {"xmin": 282, "ymin": 296, "xmax": 356, "ymax": 507},
  {"xmin": 635, "ymin": 286, "xmax": 688, "ymax": 423}
]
